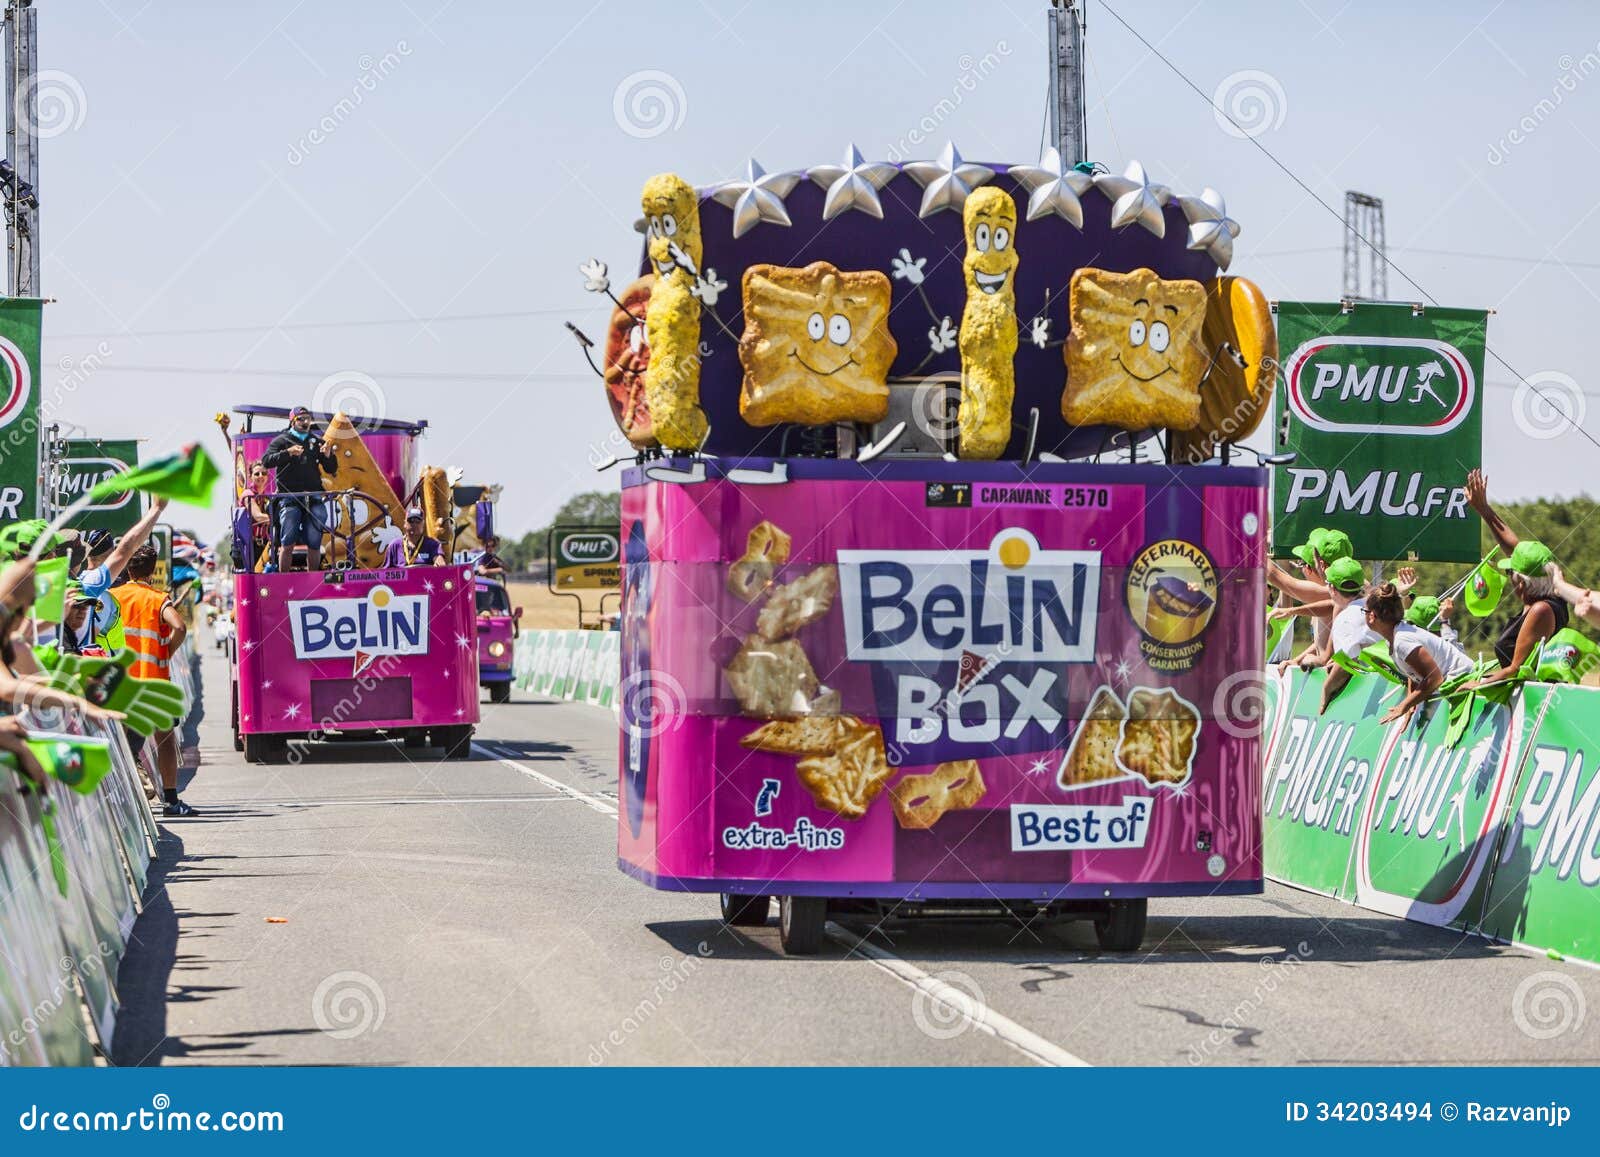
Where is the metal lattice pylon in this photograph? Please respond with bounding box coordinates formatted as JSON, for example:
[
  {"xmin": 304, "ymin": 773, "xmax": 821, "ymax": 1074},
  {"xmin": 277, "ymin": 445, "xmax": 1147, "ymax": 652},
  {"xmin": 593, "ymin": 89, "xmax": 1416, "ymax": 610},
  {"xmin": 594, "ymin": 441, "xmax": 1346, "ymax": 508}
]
[{"xmin": 1343, "ymin": 191, "xmax": 1387, "ymax": 301}]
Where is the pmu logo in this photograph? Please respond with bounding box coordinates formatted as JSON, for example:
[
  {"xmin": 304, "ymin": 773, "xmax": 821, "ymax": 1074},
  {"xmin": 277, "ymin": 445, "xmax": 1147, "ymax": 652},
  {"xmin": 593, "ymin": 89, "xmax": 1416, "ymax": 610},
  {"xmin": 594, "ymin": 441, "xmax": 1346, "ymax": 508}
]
[
  {"xmin": 560, "ymin": 533, "xmax": 619, "ymax": 564},
  {"xmin": 838, "ymin": 529, "xmax": 1099, "ymax": 662},
  {"xmin": 57, "ymin": 457, "xmax": 134, "ymax": 510},
  {"xmin": 288, "ymin": 585, "xmax": 430, "ymax": 672},
  {"xmin": 1284, "ymin": 335, "xmax": 1475, "ymax": 436},
  {"xmin": 0, "ymin": 334, "xmax": 30, "ymax": 429}
]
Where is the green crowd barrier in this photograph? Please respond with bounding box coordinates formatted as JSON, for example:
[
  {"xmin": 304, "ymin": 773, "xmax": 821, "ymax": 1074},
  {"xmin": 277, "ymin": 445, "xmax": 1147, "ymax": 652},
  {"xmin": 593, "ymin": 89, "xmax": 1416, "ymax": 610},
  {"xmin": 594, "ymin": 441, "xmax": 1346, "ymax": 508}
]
[
  {"xmin": 0, "ymin": 711, "xmax": 159, "ymax": 1066},
  {"xmin": 1263, "ymin": 667, "xmax": 1600, "ymax": 967},
  {"xmin": 513, "ymin": 629, "xmax": 621, "ymax": 712}
]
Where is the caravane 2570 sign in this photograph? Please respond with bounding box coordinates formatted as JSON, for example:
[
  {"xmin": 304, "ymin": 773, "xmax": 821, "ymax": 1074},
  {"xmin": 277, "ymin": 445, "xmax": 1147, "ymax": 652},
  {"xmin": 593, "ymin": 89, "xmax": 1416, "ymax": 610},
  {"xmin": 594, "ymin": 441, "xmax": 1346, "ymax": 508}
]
[{"xmin": 1272, "ymin": 301, "xmax": 1487, "ymax": 563}]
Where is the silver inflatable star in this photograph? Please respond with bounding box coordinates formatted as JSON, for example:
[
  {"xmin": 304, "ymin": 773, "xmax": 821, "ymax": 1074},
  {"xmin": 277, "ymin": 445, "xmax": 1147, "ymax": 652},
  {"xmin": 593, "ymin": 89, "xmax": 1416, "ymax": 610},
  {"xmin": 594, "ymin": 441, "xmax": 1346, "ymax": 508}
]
[
  {"xmin": 711, "ymin": 159, "xmax": 801, "ymax": 238},
  {"xmin": 1176, "ymin": 186, "xmax": 1242, "ymax": 270},
  {"xmin": 807, "ymin": 143, "xmax": 899, "ymax": 220},
  {"xmin": 902, "ymin": 142, "xmax": 994, "ymax": 218},
  {"xmin": 1093, "ymin": 160, "xmax": 1171, "ymax": 238},
  {"xmin": 1007, "ymin": 147, "xmax": 1092, "ymax": 227}
]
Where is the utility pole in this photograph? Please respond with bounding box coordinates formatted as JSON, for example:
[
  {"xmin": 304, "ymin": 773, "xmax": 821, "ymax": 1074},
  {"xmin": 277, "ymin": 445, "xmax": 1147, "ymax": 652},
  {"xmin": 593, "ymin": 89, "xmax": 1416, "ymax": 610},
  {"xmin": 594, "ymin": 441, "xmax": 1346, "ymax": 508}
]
[
  {"xmin": 1047, "ymin": 1, "xmax": 1087, "ymax": 165},
  {"xmin": 1342, "ymin": 191, "xmax": 1387, "ymax": 301},
  {"xmin": 4, "ymin": 0, "xmax": 37, "ymax": 298}
]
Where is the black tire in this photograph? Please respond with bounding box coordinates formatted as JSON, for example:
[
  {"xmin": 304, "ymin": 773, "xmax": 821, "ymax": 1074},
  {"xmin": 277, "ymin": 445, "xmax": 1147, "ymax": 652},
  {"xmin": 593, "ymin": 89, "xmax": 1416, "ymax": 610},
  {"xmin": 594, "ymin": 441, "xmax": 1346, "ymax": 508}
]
[
  {"xmin": 778, "ymin": 895, "xmax": 827, "ymax": 955},
  {"xmin": 1094, "ymin": 898, "xmax": 1148, "ymax": 952},
  {"xmin": 231, "ymin": 684, "xmax": 244, "ymax": 751},
  {"xmin": 439, "ymin": 725, "xmax": 474, "ymax": 761},
  {"xmin": 242, "ymin": 733, "xmax": 287, "ymax": 765},
  {"xmin": 720, "ymin": 892, "xmax": 771, "ymax": 927},
  {"xmin": 402, "ymin": 729, "xmax": 428, "ymax": 750},
  {"xmin": 488, "ymin": 682, "xmax": 511, "ymax": 704}
]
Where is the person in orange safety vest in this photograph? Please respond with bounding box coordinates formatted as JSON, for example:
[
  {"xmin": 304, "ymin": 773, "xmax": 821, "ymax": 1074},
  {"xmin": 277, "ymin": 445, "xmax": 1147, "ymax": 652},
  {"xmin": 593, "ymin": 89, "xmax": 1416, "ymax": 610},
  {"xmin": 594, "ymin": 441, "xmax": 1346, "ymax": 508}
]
[{"xmin": 112, "ymin": 543, "xmax": 194, "ymax": 816}]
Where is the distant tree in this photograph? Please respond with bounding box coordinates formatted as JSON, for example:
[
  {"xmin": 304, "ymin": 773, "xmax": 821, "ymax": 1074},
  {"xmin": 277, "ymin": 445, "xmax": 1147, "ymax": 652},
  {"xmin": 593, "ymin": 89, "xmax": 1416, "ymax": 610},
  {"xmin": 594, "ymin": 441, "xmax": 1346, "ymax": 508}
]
[{"xmin": 500, "ymin": 489, "xmax": 621, "ymax": 576}]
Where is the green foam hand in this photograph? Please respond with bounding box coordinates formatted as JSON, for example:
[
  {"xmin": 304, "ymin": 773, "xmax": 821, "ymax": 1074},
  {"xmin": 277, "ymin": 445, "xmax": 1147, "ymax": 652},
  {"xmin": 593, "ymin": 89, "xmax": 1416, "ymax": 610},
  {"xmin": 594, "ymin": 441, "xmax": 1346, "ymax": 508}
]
[
  {"xmin": 77, "ymin": 649, "xmax": 187, "ymax": 736},
  {"xmin": 0, "ymin": 733, "xmax": 112, "ymax": 796}
]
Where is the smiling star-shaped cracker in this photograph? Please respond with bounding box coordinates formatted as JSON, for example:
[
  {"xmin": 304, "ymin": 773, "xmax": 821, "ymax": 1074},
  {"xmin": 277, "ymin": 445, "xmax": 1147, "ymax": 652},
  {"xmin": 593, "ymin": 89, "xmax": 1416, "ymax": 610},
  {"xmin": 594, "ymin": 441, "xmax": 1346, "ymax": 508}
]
[
  {"xmin": 738, "ymin": 261, "xmax": 897, "ymax": 427},
  {"xmin": 1062, "ymin": 267, "xmax": 1207, "ymax": 431}
]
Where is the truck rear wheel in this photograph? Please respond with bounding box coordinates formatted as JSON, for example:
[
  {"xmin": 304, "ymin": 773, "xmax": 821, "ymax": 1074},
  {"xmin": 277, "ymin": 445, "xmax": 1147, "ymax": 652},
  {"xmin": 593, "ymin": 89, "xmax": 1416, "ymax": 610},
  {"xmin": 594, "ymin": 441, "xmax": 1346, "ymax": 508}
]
[
  {"xmin": 488, "ymin": 682, "xmax": 511, "ymax": 704},
  {"xmin": 437, "ymin": 725, "xmax": 473, "ymax": 761},
  {"xmin": 720, "ymin": 892, "xmax": 771, "ymax": 927},
  {"xmin": 242, "ymin": 733, "xmax": 287, "ymax": 765},
  {"xmin": 778, "ymin": 896, "xmax": 827, "ymax": 955},
  {"xmin": 1094, "ymin": 898, "xmax": 1148, "ymax": 953}
]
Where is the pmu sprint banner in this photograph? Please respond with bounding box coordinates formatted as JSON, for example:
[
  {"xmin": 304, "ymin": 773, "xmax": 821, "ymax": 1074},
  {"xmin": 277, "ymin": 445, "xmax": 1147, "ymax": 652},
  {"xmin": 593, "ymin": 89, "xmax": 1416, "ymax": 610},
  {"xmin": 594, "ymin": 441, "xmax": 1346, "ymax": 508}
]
[
  {"xmin": 0, "ymin": 297, "xmax": 42, "ymax": 520},
  {"xmin": 1272, "ymin": 300, "xmax": 1487, "ymax": 563}
]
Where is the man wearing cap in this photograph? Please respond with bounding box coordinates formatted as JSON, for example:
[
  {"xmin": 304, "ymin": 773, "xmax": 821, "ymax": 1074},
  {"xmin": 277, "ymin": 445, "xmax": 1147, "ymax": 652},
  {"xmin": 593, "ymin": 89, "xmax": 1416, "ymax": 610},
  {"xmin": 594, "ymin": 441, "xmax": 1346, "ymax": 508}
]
[
  {"xmin": 384, "ymin": 509, "xmax": 446, "ymax": 568},
  {"xmin": 111, "ymin": 542, "xmax": 194, "ymax": 816},
  {"xmin": 1268, "ymin": 527, "xmax": 1355, "ymax": 669},
  {"xmin": 1463, "ymin": 469, "xmax": 1566, "ymax": 686},
  {"xmin": 1316, "ymin": 556, "xmax": 1386, "ymax": 712},
  {"xmin": 60, "ymin": 580, "xmax": 100, "ymax": 654},
  {"xmin": 261, "ymin": 406, "xmax": 338, "ymax": 572},
  {"xmin": 75, "ymin": 497, "xmax": 170, "ymax": 651}
]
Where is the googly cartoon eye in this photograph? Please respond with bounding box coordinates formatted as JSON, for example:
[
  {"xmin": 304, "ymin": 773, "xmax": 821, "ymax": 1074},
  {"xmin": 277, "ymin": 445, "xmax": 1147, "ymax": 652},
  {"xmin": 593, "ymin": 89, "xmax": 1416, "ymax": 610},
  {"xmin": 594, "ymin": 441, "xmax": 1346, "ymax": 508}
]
[
  {"xmin": 828, "ymin": 314, "xmax": 852, "ymax": 345},
  {"xmin": 993, "ymin": 226, "xmax": 1010, "ymax": 251},
  {"xmin": 974, "ymin": 223, "xmax": 990, "ymax": 252},
  {"xmin": 1129, "ymin": 320, "xmax": 1147, "ymax": 347},
  {"xmin": 1149, "ymin": 321, "xmax": 1170, "ymax": 353},
  {"xmin": 807, "ymin": 312, "xmax": 826, "ymax": 341},
  {"xmin": 662, "ymin": 214, "xmax": 678, "ymax": 237},
  {"xmin": 647, "ymin": 216, "xmax": 661, "ymax": 238}
]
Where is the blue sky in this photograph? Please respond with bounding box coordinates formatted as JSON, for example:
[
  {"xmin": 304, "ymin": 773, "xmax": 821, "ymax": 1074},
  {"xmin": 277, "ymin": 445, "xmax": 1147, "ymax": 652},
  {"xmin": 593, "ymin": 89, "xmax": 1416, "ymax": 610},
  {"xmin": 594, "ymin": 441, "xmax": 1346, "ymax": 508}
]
[{"xmin": 36, "ymin": 0, "xmax": 1600, "ymax": 537}]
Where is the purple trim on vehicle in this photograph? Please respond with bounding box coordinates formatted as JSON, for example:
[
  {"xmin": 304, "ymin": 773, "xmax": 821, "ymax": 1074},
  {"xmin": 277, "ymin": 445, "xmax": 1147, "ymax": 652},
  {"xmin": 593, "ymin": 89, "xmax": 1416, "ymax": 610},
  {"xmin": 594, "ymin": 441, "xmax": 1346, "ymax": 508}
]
[{"xmin": 623, "ymin": 457, "xmax": 1266, "ymax": 490}]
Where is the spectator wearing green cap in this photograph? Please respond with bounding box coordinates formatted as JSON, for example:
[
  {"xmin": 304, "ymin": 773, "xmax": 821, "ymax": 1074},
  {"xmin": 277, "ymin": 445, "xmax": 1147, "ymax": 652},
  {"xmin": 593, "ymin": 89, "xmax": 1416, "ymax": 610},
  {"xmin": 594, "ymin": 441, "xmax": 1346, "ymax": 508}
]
[
  {"xmin": 1463, "ymin": 469, "xmax": 1566, "ymax": 685},
  {"xmin": 1315, "ymin": 556, "xmax": 1385, "ymax": 711},
  {"xmin": 1404, "ymin": 594, "xmax": 1460, "ymax": 645},
  {"xmin": 1269, "ymin": 528, "xmax": 1355, "ymax": 668}
]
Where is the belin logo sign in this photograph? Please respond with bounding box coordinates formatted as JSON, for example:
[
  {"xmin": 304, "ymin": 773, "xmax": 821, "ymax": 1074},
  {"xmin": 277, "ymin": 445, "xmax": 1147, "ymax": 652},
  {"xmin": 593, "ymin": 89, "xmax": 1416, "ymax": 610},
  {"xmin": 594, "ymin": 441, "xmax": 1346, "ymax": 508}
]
[
  {"xmin": 288, "ymin": 585, "xmax": 430, "ymax": 675},
  {"xmin": 1284, "ymin": 335, "xmax": 1475, "ymax": 437}
]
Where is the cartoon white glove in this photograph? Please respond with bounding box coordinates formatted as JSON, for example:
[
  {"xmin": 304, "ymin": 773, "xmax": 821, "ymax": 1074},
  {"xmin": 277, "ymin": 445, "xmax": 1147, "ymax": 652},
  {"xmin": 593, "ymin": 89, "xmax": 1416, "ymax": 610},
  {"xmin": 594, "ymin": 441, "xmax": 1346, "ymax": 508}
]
[
  {"xmin": 579, "ymin": 258, "xmax": 610, "ymax": 294},
  {"xmin": 668, "ymin": 240, "xmax": 699, "ymax": 278},
  {"xmin": 691, "ymin": 269, "xmax": 728, "ymax": 307},
  {"xmin": 928, "ymin": 317, "xmax": 957, "ymax": 354},
  {"xmin": 1031, "ymin": 316, "xmax": 1050, "ymax": 349},
  {"xmin": 892, "ymin": 248, "xmax": 927, "ymax": 286}
]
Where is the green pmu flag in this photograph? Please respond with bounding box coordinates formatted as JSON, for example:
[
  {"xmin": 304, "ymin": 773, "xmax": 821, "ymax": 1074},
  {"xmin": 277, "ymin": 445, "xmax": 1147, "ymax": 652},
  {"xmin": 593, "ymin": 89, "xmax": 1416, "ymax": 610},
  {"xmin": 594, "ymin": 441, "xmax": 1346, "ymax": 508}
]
[
  {"xmin": 89, "ymin": 442, "xmax": 220, "ymax": 508},
  {"xmin": 0, "ymin": 297, "xmax": 43, "ymax": 521},
  {"xmin": 1272, "ymin": 301, "xmax": 1487, "ymax": 563}
]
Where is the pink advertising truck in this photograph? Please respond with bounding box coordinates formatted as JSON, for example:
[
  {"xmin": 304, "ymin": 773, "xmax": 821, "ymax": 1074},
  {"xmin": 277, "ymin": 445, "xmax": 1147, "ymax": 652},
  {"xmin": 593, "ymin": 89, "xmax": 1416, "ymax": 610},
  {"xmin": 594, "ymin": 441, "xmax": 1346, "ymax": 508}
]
[{"xmin": 227, "ymin": 405, "xmax": 481, "ymax": 763}]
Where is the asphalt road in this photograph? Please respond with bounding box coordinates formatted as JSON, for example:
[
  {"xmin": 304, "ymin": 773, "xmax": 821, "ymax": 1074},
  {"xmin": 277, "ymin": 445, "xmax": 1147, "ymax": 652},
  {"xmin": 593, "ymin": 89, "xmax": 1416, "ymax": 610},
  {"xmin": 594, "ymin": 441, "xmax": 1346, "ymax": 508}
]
[{"xmin": 111, "ymin": 639, "xmax": 1600, "ymax": 1066}]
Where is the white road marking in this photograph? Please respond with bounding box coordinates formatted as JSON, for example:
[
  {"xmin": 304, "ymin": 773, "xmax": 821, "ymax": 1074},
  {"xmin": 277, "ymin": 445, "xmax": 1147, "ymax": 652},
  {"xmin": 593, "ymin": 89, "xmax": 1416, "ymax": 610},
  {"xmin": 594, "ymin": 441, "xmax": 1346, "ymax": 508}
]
[
  {"xmin": 474, "ymin": 740, "xmax": 1086, "ymax": 1065},
  {"xmin": 474, "ymin": 743, "xmax": 619, "ymax": 816},
  {"xmin": 826, "ymin": 922, "xmax": 1092, "ymax": 1068}
]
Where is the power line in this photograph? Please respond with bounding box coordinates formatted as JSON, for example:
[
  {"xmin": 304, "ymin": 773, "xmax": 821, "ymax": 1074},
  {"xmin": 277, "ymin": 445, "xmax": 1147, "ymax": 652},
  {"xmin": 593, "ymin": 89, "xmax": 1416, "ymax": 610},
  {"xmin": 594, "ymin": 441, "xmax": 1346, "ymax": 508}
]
[
  {"xmin": 50, "ymin": 304, "xmax": 591, "ymax": 341},
  {"xmin": 1094, "ymin": 0, "xmax": 1600, "ymax": 455},
  {"xmin": 82, "ymin": 363, "xmax": 593, "ymax": 384},
  {"xmin": 1253, "ymin": 244, "xmax": 1600, "ymax": 270}
]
